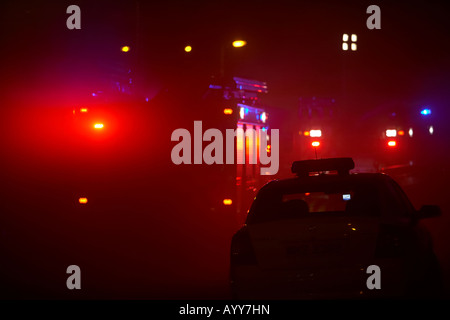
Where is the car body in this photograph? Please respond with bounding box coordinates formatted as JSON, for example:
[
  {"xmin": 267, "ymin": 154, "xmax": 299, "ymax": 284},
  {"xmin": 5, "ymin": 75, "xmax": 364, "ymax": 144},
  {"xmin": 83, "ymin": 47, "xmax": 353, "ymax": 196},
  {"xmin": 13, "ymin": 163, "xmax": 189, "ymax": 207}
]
[{"xmin": 230, "ymin": 158, "xmax": 442, "ymax": 299}]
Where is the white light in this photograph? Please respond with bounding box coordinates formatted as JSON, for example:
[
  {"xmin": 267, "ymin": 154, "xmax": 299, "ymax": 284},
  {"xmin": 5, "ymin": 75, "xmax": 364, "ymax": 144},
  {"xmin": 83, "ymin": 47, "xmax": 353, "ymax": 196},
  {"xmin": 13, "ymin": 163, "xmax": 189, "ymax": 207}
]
[
  {"xmin": 351, "ymin": 34, "xmax": 357, "ymax": 42},
  {"xmin": 408, "ymin": 128, "xmax": 413, "ymax": 137},
  {"xmin": 239, "ymin": 107, "xmax": 245, "ymax": 120},
  {"xmin": 342, "ymin": 43, "xmax": 348, "ymax": 51},
  {"xmin": 309, "ymin": 129, "xmax": 322, "ymax": 137},
  {"xmin": 351, "ymin": 43, "xmax": 357, "ymax": 51},
  {"xmin": 429, "ymin": 126, "xmax": 434, "ymax": 135},
  {"xmin": 261, "ymin": 112, "xmax": 267, "ymax": 123},
  {"xmin": 386, "ymin": 129, "xmax": 397, "ymax": 137},
  {"xmin": 343, "ymin": 194, "xmax": 351, "ymax": 201},
  {"xmin": 342, "ymin": 34, "xmax": 349, "ymax": 42}
]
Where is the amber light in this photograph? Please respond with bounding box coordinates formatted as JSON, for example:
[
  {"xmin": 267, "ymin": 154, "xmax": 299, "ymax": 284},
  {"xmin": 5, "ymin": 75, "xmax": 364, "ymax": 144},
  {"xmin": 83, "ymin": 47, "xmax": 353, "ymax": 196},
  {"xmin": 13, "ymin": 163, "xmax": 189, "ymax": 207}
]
[
  {"xmin": 78, "ymin": 197, "xmax": 88, "ymax": 204},
  {"xmin": 223, "ymin": 199, "xmax": 233, "ymax": 205},
  {"xmin": 223, "ymin": 108, "xmax": 233, "ymax": 115},
  {"xmin": 398, "ymin": 130, "xmax": 405, "ymax": 136}
]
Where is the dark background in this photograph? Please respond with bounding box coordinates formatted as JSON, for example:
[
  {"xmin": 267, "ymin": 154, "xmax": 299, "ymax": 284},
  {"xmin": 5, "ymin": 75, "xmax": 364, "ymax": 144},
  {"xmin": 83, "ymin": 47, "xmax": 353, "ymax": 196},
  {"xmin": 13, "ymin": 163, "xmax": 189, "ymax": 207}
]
[{"xmin": 0, "ymin": 0, "xmax": 449, "ymax": 299}]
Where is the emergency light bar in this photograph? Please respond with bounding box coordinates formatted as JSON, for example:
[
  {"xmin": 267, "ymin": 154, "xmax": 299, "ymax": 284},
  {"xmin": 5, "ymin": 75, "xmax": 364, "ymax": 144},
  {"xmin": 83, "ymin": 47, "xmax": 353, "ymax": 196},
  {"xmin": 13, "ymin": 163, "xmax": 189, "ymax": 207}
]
[
  {"xmin": 233, "ymin": 77, "xmax": 268, "ymax": 94},
  {"xmin": 291, "ymin": 158, "xmax": 355, "ymax": 176},
  {"xmin": 237, "ymin": 104, "xmax": 267, "ymax": 125}
]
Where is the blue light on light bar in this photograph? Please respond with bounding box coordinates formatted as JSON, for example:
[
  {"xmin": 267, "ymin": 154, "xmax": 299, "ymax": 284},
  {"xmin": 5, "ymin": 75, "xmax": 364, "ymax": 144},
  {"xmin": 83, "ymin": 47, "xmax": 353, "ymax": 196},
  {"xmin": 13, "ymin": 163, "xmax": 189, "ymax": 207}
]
[{"xmin": 420, "ymin": 108, "xmax": 431, "ymax": 115}]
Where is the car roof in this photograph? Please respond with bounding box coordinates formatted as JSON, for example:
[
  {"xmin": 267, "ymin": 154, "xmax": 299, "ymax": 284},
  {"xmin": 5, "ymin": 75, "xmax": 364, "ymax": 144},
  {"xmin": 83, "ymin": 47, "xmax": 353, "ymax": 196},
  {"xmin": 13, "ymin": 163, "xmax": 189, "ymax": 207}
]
[{"xmin": 260, "ymin": 172, "xmax": 392, "ymax": 192}]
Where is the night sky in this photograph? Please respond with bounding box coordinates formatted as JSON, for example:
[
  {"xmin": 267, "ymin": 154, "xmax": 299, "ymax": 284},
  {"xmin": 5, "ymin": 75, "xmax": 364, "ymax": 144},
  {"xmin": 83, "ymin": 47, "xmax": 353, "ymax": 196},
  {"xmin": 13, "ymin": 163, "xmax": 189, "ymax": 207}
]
[{"xmin": 2, "ymin": 0, "xmax": 450, "ymax": 113}]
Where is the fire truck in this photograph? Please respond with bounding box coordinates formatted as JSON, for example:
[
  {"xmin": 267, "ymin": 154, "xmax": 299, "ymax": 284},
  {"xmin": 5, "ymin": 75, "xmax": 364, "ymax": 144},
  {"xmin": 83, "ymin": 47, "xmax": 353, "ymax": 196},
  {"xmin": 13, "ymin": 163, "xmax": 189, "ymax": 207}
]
[{"xmin": 179, "ymin": 76, "xmax": 274, "ymax": 227}]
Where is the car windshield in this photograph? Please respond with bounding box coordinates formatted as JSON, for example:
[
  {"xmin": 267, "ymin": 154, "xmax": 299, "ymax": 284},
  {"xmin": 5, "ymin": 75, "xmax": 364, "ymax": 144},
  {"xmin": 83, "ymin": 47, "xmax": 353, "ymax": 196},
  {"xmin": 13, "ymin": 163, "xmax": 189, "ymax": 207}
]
[{"xmin": 246, "ymin": 177, "xmax": 383, "ymax": 224}]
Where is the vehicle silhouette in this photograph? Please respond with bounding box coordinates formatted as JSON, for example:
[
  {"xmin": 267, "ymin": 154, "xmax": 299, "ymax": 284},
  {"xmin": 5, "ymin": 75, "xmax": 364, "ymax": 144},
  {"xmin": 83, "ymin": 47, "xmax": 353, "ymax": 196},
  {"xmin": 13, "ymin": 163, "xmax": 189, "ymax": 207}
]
[{"xmin": 230, "ymin": 158, "xmax": 442, "ymax": 299}]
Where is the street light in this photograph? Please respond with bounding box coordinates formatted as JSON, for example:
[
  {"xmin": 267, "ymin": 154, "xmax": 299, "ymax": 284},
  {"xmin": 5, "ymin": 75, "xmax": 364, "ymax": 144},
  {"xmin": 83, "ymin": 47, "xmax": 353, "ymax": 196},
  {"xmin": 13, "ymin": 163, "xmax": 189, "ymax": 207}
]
[
  {"xmin": 232, "ymin": 40, "xmax": 247, "ymax": 48},
  {"xmin": 342, "ymin": 34, "xmax": 357, "ymax": 51},
  {"xmin": 184, "ymin": 45, "xmax": 192, "ymax": 53},
  {"xmin": 121, "ymin": 45, "xmax": 130, "ymax": 52}
]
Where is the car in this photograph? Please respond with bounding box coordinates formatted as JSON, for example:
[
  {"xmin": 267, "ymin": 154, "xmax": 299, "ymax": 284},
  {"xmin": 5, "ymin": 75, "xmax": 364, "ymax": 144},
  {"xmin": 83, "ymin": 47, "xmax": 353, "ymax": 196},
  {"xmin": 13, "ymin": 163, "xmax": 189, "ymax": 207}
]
[{"xmin": 230, "ymin": 158, "xmax": 442, "ymax": 299}]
